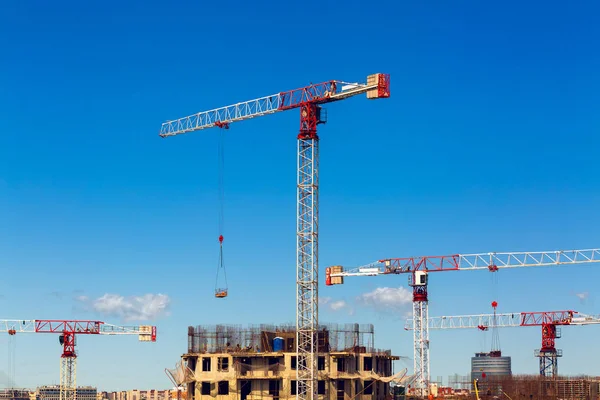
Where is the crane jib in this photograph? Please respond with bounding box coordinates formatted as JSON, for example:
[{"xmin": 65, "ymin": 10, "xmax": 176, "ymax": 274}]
[{"xmin": 158, "ymin": 74, "xmax": 389, "ymax": 137}]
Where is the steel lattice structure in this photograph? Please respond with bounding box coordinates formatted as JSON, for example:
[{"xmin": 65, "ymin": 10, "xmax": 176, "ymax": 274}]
[
  {"xmin": 158, "ymin": 73, "xmax": 390, "ymax": 400},
  {"xmin": 1, "ymin": 319, "xmax": 156, "ymax": 400},
  {"xmin": 405, "ymin": 310, "xmax": 600, "ymax": 377},
  {"xmin": 326, "ymin": 248, "xmax": 600, "ymax": 395},
  {"xmin": 296, "ymin": 103, "xmax": 321, "ymax": 397},
  {"xmin": 413, "ymin": 299, "xmax": 428, "ymax": 394}
]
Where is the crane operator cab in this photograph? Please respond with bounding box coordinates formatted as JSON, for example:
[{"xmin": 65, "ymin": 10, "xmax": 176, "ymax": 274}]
[{"xmin": 409, "ymin": 271, "xmax": 428, "ymax": 286}]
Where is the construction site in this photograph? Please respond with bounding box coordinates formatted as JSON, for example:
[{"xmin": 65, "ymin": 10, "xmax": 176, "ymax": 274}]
[
  {"xmin": 2, "ymin": 3, "xmax": 600, "ymax": 399},
  {"xmin": 156, "ymin": 70, "xmax": 600, "ymax": 400},
  {"xmin": 3, "ymin": 71, "xmax": 600, "ymax": 400}
]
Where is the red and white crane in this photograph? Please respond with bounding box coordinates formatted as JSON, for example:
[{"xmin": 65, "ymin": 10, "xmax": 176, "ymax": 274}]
[
  {"xmin": 2, "ymin": 319, "xmax": 156, "ymax": 400},
  {"xmin": 326, "ymin": 248, "xmax": 600, "ymax": 396},
  {"xmin": 404, "ymin": 309, "xmax": 600, "ymax": 378},
  {"xmin": 158, "ymin": 73, "xmax": 390, "ymax": 400}
]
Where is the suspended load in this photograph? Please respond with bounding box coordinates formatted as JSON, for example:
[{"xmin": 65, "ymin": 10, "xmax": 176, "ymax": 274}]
[
  {"xmin": 214, "ymin": 128, "xmax": 228, "ymax": 298},
  {"xmin": 215, "ymin": 235, "xmax": 228, "ymax": 298}
]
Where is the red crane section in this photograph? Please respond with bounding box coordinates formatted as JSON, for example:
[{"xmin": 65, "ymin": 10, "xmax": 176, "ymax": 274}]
[
  {"xmin": 33, "ymin": 320, "xmax": 103, "ymax": 333},
  {"xmin": 520, "ymin": 311, "xmax": 576, "ymax": 326},
  {"xmin": 380, "ymin": 255, "xmax": 461, "ymax": 274}
]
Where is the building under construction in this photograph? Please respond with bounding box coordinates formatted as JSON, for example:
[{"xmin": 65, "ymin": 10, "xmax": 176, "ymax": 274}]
[
  {"xmin": 177, "ymin": 323, "xmax": 403, "ymax": 400},
  {"xmin": 473, "ymin": 375, "xmax": 600, "ymax": 400}
]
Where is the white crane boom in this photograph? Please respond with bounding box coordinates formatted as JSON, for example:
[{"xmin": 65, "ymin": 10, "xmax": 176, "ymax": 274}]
[
  {"xmin": 403, "ymin": 310, "xmax": 600, "ymax": 378},
  {"xmin": 404, "ymin": 312, "xmax": 600, "ymax": 330},
  {"xmin": 1, "ymin": 319, "xmax": 36, "ymax": 333},
  {"xmin": 330, "ymin": 248, "xmax": 600, "ymax": 277}
]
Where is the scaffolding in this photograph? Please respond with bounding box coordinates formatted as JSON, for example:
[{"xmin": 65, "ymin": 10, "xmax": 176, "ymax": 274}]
[
  {"xmin": 472, "ymin": 375, "xmax": 600, "ymax": 400},
  {"xmin": 448, "ymin": 374, "xmax": 473, "ymax": 390},
  {"xmin": 187, "ymin": 323, "xmax": 378, "ymax": 355}
]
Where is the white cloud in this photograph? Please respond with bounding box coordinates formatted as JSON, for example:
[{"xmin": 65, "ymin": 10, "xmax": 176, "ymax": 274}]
[
  {"xmin": 77, "ymin": 293, "xmax": 171, "ymax": 322},
  {"xmin": 329, "ymin": 300, "xmax": 348, "ymax": 311},
  {"xmin": 319, "ymin": 296, "xmax": 353, "ymax": 314},
  {"xmin": 575, "ymin": 292, "xmax": 589, "ymax": 301},
  {"xmin": 319, "ymin": 297, "xmax": 332, "ymax": 306},
  {"xmin": 356, "ymin": 286, "xmax": 412, "ymax": 313}
]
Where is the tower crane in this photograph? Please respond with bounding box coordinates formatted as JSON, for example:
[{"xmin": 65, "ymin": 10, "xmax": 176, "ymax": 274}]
[
  {"xmin": 325, "ymin": 248, "xmax": 600, "ymax": 396},
  {"xmin": 158, "ymin": 73, "xmax": 391, "ymax": 400},
  {"xmin": 1, "ymin": 319, "xmax": 157, "ymax": 400},
  {"xmin": 405, "ymin": 309, "xmax": 600, "ymax": 378}
]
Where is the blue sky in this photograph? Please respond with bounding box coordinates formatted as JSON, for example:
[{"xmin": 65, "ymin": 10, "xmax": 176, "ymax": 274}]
[{"xmin": 1, "ymin": 0, "xmax": 600, "ymax": 391}]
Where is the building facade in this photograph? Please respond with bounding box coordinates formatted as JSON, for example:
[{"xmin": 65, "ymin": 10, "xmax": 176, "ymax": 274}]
[
  {"xmin": 37, "ymin": 386, "xmax": 98, "ymax": 400},
  {"xmin": 182, "ymin": 323, "xmax": 401, "ymax": 400},
  {"xmin": 0, "ymin": 389, "xmax": 31, "ymax": 400},
  {"xmin": 102, "ymin": 390, "xmax": 172, "ymax": 400},
  {"xmin": 470, "ymin": 352, "xmax": 512, "ymax": 381}
]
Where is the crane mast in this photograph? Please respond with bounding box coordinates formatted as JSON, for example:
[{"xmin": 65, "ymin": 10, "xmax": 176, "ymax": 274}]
[
  {"xmin": 158, "ymin": 73, "xmax": 390, "ymax": 400},
  {"xmin": 326, "ymin": 247, "xmax": 600, "ymax": 396},
  {"xmin": 2, "ymin": 319, "xmax": 156, "ymax": 400}
]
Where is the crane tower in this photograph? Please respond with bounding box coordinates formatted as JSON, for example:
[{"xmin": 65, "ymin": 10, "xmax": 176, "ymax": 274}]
[
  {"xmin": 326, "ymin": 248, "xmax": 600, "ymax": 396},
  {"xmin": 158, "ymin": 73, "xmax": 390, "ymax": 400},
  {"xmin": 2, "ymin": 319, "xmax": 156, "ymax": 400}
]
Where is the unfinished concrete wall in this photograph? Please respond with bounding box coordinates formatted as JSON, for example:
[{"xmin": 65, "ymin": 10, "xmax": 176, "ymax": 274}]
[{"xmin": 184, "ymin": 352, "xmax": 396, "ymax": 400}]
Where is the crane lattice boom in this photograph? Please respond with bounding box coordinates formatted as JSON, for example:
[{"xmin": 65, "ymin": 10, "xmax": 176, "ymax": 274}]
[
  {"xmin": 404, "ymin": 310, "xmax": 600, "ymax": 378},
  {"xmin": 330, "ymin": 248, "xmax": 600, "ymax": 277},
  {"xmin": 404, "ymin": 311, "xmax": 600, "ymax": 330},
  {"xmin": 159, "ymin": 77, "xmax": 389, "ymax": 137},
  {"xmin": 1, "ymin": 319, "xmax": 156, "ymax": 337}
]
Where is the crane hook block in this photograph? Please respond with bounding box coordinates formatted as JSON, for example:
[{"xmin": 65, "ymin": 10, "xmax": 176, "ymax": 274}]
[{"xmin": 219, "ymin": 235, "xmax": 224, "ymax": 244}]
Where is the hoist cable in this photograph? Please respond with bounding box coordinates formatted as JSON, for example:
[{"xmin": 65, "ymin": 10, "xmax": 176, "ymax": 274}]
[{"xmin": 215, "ymin": 128, "xmax": 228, "ymax": 295}]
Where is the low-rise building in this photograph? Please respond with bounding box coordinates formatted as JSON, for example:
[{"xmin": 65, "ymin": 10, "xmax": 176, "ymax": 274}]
[
  {"xmin": 37, "ymin": 386, "xmax": 97, "ymax": 400},
  {"xmin": 102, "ymin": 390, "xmax": 172, "ymax": 400},
  {"xmin": 0, "ymin": 389, "xmax": 31, "ymax": 400}
]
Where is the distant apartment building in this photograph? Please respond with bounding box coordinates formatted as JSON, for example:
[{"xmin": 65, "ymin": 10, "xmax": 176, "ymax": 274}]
[
  {"xmin": 181, "ymin": 323, "xmax": 402, "ymax": 400},
  {"xmin": 102, "ymin": 390, "xmax": 172, "ymax": 400},
  {"xmin": 36, "ymin": 386, "xmax": 97, "ymax": 400},
  {"xmin": 0, "ymin": 389, "xmax": 31, "ymax": 400},
  {"xmin": 2, "ymin": 388, "xmax": 180, "ymax": 400}
]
